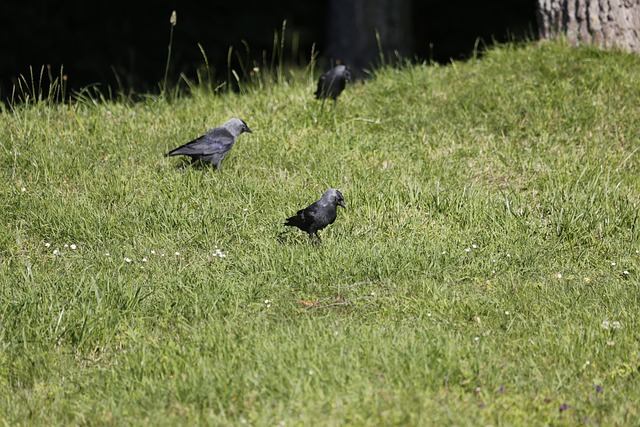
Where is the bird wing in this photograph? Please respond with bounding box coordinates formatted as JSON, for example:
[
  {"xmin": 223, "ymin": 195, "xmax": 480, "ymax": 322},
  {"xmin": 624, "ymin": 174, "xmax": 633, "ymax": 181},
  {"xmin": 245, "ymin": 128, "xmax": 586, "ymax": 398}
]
[
  {"xmin": 285, "ymin": 202, "xmax": 319, "ymax": 228},
  {"xmin": 167, "ymin": 127, "xmax": 235, "ymax": 157}
]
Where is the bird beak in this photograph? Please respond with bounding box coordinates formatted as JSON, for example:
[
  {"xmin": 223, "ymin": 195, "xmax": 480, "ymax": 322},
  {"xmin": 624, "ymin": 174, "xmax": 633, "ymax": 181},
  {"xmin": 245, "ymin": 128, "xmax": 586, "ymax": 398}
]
[
  {"xmin": 339, "ymin": 200, "xmax": 346, "ymax": 209},
  {"xmin": 245, "ymin": 126, "xmax": 253, "ymax": 134}
]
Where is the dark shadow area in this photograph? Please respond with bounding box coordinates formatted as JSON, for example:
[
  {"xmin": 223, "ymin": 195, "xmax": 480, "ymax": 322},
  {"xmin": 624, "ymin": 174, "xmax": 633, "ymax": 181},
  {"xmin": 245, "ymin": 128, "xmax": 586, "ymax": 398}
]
[
  {"xmin": 414, "ymin": 0, "xmax": 537, "ymax": 62},
  {"xmin": 1, "ymin": 0, "xmax": 537, "ymax": 101}
]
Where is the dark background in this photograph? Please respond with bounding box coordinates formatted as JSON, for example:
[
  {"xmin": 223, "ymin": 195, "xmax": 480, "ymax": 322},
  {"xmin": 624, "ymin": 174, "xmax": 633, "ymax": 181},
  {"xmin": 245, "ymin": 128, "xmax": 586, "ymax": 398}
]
[{"xmin": 1, "ymin": 0, "xmax": 537, "ymax": 99}]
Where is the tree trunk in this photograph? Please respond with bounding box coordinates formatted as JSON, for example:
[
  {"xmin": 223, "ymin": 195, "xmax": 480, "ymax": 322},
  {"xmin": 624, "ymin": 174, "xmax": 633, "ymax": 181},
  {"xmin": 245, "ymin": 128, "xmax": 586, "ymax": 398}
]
[
  {"xmin": 327, "ymin": 0, "xmax": 412, "ymax": 74},
  {"xmin": 536, "ymin": 0, "xmax": 640, "ymax": 54}
]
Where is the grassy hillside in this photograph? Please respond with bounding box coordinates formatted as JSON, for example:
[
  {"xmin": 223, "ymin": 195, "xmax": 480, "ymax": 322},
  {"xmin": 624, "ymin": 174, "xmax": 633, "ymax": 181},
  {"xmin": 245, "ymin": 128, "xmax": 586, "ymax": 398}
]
[{"xmin": 2, "ymin": 42, "xmax": 640, "ymax": 425}]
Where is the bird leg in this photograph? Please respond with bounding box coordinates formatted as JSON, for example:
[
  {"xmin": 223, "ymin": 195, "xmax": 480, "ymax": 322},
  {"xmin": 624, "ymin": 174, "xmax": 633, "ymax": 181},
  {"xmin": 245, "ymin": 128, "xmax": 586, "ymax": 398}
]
[{"xmin": 307, "ymin": 233, "xmax": 320, "ymax": 245}]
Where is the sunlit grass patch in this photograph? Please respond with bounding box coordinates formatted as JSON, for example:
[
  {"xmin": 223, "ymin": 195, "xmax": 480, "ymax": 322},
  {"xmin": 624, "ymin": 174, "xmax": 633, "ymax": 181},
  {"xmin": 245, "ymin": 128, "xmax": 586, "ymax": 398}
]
[{"xmin": 2, "ymin": 41, "xmax": 640, "ymax": 425}]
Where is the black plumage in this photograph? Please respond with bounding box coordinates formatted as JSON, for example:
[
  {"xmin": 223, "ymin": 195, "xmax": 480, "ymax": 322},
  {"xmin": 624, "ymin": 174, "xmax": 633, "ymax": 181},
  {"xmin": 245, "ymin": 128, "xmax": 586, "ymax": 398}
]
[
  {"xmin": 284, "ymin": 189, "xmax": 346, "ymax": 243},
  {"xmin": 165, "ymin": 117, "xmax": 252, "ymax": 169},
  {"xmin": 315, "ymin": 65, "xmax": 353, "ymax": 102}
]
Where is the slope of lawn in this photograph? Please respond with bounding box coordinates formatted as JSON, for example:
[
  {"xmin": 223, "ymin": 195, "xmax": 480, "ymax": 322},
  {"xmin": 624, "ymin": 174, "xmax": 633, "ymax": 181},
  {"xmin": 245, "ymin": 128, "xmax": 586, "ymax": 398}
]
[{"xmin": 2, "ymin": 41, "xmax": 640, "ymax": 425}]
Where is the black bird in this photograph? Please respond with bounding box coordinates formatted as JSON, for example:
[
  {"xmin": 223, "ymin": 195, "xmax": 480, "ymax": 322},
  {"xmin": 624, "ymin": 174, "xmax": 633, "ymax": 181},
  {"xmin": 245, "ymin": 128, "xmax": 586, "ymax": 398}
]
[
  {"xmin": 284, "ymin": 189, "xmax": 346, "ymax": 243},
  {"xmin": 165, "ymin": 118, "xmax": 252, "ymax": 169},
  {"xmin": 315, "ymin": 65, "xmax": 353, "ymax": 102}
]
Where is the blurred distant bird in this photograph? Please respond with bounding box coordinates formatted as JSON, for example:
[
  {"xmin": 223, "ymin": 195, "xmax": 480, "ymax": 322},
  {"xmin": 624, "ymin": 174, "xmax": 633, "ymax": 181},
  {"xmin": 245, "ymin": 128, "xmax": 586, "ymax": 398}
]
[
  {"xmin": 315, "ymin": 65, "xmax": 353, "ymax": 102},
  {"xmin": 165, "ymin": 118, "xmax": 252, "ymax": 169},
  {"xmin": 284, "ymin": 188, "xmax": 346, "ymax": 243}
]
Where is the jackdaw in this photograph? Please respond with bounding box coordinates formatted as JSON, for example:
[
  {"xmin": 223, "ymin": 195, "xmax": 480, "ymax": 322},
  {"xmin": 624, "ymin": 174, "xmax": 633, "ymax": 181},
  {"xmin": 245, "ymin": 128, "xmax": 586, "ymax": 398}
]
[
  {"xmin": 315, "ymin": 65, "xmax": 353, "ymax": 102},
  {"xmin": 284, "ymin": 188, "xmax": 346, "ymax": 243},
  {"xmin": 165, "ymin": 118, "xmax": 252, "ymax": 169}
]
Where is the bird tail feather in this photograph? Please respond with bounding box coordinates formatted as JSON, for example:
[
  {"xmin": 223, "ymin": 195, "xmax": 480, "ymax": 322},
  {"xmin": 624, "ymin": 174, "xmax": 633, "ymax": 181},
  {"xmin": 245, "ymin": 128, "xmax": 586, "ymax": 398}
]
[{"xmin": 284, "ymin": 216, "xmax": 301, "ymax": 227}]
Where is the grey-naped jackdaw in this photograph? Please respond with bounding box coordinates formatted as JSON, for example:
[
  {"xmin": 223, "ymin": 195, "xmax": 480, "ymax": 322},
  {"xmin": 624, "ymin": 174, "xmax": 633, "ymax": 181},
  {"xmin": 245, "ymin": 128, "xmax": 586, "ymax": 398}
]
[
  {"xmin": 165, "ymin": 118, "xmax": 252, "ymax": 169},
  {"xmin": 284, "ymin": 188, "xmax": 346, "ymax": 243},
  {"xmin": 315, "ymin": 65, "xmax": 353, "ymax": 102}
]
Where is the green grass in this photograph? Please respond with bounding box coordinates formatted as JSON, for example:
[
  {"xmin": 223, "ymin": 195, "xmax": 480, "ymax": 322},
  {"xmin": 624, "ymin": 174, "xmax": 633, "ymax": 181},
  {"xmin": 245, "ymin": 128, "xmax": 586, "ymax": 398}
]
[{"xmin": 2, "ymin": 41, "xmax": 640, "ymax": 425}]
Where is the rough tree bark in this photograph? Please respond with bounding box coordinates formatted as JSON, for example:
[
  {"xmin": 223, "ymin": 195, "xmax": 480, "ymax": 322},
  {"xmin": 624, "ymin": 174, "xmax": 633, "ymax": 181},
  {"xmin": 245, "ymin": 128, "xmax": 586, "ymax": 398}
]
[
  {"xmin": 537, "ymin": 0, "xmax": 640, "ymax": 53},
  {"xmin": 327, "ymin": 0, "xmax": 412, "ymax": 73}
]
